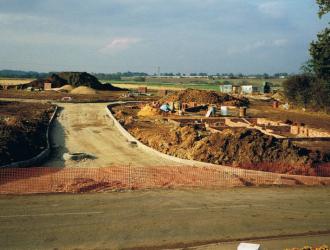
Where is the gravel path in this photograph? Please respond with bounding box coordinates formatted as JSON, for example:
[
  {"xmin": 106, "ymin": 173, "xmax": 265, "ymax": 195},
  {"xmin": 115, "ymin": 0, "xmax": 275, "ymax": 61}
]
[{"xmin": 43, "ymin": 103, "xmax": 180, "ymax": 168}]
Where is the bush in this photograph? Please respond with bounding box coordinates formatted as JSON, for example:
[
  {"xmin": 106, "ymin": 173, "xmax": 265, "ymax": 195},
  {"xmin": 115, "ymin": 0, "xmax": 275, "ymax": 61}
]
[
  {"xmin": 283, "ymin": 75, "xmax": 330, "ymax": 112},
  {"xmin": 283, "ymin": 75, "xmax": 313, "ymax": 108}
]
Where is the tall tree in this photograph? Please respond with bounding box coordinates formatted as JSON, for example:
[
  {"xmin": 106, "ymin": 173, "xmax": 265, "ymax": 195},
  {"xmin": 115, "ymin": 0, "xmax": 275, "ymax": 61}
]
[
  {"xmin": 316, "ymin": 0, "xmax": 330, "ymax": 17},
  {"xmin": 310, "ymin": 0, "xmax": 330, "ymax": 80},
  {"xmin": 310, "ymin": 28, "xmax": 330, "ymax": 80}
]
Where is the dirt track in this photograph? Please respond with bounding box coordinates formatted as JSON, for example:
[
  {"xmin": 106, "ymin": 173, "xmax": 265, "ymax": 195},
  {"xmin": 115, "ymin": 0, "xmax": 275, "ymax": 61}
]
[{"xmin": 43, "ymin": 103, "xmax": 179, "ymax": 168}]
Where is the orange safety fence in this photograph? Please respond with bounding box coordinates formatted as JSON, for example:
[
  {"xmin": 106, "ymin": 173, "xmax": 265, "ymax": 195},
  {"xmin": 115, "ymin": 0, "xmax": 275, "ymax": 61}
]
[{"xmin": 0, "ymin": 165, "xmax": 330, "ymax": 195}]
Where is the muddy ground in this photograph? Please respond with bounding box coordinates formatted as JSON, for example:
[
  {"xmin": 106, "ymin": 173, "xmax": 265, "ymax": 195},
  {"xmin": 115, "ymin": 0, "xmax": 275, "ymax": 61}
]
[
  {"xmin": 0, "ymin": 101, "xmax": 55, "ymax": 165},
  {"xmin": 113, "ymin": 104, "xmax": 330, "ymax": 176},
  {"xmin": 249, "ymin": 99, "xmax": 330, "ymax": 130}
]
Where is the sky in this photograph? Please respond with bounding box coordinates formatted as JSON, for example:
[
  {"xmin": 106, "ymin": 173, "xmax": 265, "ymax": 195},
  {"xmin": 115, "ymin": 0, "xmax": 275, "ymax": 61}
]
[{"xmin": 0, "ymin": 0, "xmax": 328, "ymax": 74}]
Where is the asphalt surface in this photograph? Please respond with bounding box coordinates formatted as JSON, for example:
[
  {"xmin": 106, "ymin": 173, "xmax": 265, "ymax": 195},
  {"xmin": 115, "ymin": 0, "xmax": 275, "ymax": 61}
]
[{"xmin": 0, "ymin": 187, "xmax": 329, "ymax": 250}]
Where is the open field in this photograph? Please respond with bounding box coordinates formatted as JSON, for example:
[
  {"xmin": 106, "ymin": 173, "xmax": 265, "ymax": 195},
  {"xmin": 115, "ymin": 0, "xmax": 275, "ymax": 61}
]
[
  {"xmin": 106, "ymin": 77, "xmax": 285, "ymax": 85},
  {"xmin": 0, "ymin": 89, "xmax": 159, "ymax": 102},
  {"xmin": 0, "ymin": 77, "xmax": 284, "ymax": 91},
  {"xmin": 104, "ymin": 77, "xmax": 285, "ymax": 92},
  {"xmin": 109, "ymin": 81, "xmax": 222, "ymax": 91},
  {"xmin": 0, "ymin": 78, "xmax": 34, "ymax": 85},
  {"xmin": 0, "ymin": 187, "xmax": 329, "ymax": 249}
]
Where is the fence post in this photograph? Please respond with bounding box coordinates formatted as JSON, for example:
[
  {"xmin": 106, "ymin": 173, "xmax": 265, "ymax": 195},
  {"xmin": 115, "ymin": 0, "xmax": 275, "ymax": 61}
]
[{"xmin": 128, "ymin": 163, "xmax": 132, "ymax": 190}]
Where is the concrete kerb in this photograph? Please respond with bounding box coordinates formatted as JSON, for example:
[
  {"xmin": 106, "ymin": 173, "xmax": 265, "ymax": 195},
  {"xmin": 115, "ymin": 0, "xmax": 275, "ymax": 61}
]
[
  {"xmin": 106, "ymin": 102, "xmax": 330, "ymax": 186},
  {"xmin": 0, "ymin": 105, "xmax": 58, "ymax": 168}
]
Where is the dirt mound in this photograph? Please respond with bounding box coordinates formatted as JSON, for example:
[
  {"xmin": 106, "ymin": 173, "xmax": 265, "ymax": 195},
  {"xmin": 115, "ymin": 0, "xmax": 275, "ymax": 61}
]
[
  {"xmin": 137, "ymin": 105, "xmax": 161, "ymax": 117},
  {"xmin": 0, "ymin": 101, "xmax": 55, "ymax": 166},
  {"xmin": 160, "ymin": 88, "xmax": 248, "ymax": 106},
  {"xmin": 70, "ymin": 86, "xmax": 97, "ymax": 95},
  {"xmin": 27, "ymin": 72, "xmax": 124, "ymax": 91},
  {"xmin": 59, "ymin": 85, "xmax": 74, "ymax": 92},
  {"xmin": 129, "ymin": 122, "xmax": 330, "ymax": 176},
  {"xmin": 57, "ymin": 72, "xmax": 124, "ymax": 91},
  {"xmin": 28, "ymin": 74, "xmax": 67, "ymax": 89},
  {"xmin": 272, "ymin": 91, "xmax": 285, "ymax": 102}
]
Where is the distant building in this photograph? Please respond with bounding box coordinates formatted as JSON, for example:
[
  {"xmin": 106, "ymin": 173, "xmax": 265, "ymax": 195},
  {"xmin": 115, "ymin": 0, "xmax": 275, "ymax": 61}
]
[
  {"xmin": 232, "ymin": 85, "xmax": 241, "ymax": 94},
  {"xmin": 241, "ymin": 83, "xmax": 272, "ymax": 94},
  {"xmin": 219, "ymin": 84, "xmax": 233, "ymax": 93},
  {"xmin": 241, "ymin": 85, "xmax": 258, "ymax": 94},
  {"xmin": 44, "ymin": 82, "xmax": 52, "ymax": 90},
  {"xmin": 137, "ymin": 87, "xmax": 147, "ymax": 93}
]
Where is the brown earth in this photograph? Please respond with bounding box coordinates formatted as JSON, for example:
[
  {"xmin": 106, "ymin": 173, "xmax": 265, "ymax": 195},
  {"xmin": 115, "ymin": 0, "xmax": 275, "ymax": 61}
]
[
  {"xmin": 249, "ymin": 98, "xmax": 330, "ymax": 154},
  {"xmin": 137, "ymin": 104, "xmax": 162, "ymax": 117},
  {"xmin": 0, "ymin": 89, "xmax": 158, "ymax": 102},
  {"xmin": 249, "ymin": 99, "xmax": 330, "ymax": 131},
  {"xmin": 70, "ymin": 86, "xmax": 97, "ymax": 95},
  {"xmin": 114, "ymin": 105, "xmax": 330, "ymax": 176},
  {"xmin": 0, "ymin": 101, "xmax": 55, "ymax": 166},
  {"xmin": 159, "ymin": 88, "xmax": 249, "ymax": 106},
  {"xmin": 28, "ymin": 72, "xmax": 124, "ymax": 91}
]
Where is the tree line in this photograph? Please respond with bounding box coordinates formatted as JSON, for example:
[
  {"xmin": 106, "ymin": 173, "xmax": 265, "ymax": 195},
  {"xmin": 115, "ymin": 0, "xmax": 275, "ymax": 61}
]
[{"xmin": 283, "ymin": 0, "xmax": 330, "ymax": 112}]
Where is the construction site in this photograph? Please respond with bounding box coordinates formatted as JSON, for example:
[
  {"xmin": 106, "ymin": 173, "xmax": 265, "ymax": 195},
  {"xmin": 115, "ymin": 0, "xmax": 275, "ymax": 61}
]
[
  {"xmin": 0, "ymin": 72, "xmax": 330, "ymax": 250},
  {"xmin": 112, "ymin": 89, "xmax": 330, "ymax": 177}
]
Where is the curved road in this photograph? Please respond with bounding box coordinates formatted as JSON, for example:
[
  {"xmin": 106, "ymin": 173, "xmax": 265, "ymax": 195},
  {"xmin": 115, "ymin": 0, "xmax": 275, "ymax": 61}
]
[{"xmin": 43, "ymin": 103, "xmax": 179, "ymax": 168}]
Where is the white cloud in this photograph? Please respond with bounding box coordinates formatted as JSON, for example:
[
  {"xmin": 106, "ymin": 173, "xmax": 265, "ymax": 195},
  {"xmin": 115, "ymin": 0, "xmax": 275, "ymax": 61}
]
[
  {"xmin": 99, "ymin": 37, "xmax": 141, "ymax": 54},
  {"xmin": 258, "ymin": 1, "xmax": 286, "ymax": 19}
]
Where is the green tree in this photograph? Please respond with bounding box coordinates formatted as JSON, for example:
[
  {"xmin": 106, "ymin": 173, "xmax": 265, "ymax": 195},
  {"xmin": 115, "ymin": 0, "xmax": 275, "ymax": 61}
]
[
  {"xmin": 310, "ymin": 0, "xmax": 330, "ymax": 80},
  {"xmin": 283, "ymin": 75, "xmax": 313, "ymax": 108},
  {"xmin": 283, "ymin": 1, "xmax": 330, "ymax": 112},
  {"xmin": 300, "ymin": 60, "xmax": 315, "ymax": 75},
  {"xmin": 316, "ymin": 0, "xmax": 330, "ymax": 17},
  {"xmin": 310, "ymin": 28, "xmax": 330, "ymax": 80}
]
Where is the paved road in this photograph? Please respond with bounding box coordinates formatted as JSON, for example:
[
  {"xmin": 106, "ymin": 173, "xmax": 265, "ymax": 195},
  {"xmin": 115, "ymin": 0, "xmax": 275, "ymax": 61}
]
[
  {"xmin": 0, "ymin": 187, "xmax": 329, "ymax": 250},
  {"xmin": 43, "ymin": 103, "xmax": 179, "ymax": 168}
]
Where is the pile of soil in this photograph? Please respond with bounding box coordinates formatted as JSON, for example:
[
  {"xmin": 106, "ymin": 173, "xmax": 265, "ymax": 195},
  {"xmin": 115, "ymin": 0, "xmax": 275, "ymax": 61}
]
[
  {"xmin": 272, "ymin": 92, "xmax": 285, "ymax": 102},
  {"xmin": 0, "ymin": 101, "xmax": 55, "ymax": 166},
  {"xmin": 137, "ymin": 104, "xmax": 161, "ymax": 117},
  {"xmin": 59, "ymin": 85, "xmax": 74, "ymax": 92},
  {"xmin": 128, "ymin": 120, "xmax": 330, "ymax": 176},
  {"xmin": 29, "ymin": 74, "xmax": 67, "ymax": 89},
  {"xmin": 70, "ymin": 86, "xmax": 97, "ymax": 95},
  {"xmin": 160, "ymin": 89, "xmax": 248, "ymax": 107},
  {"xmin": 28, "ymin": 72, "xmax": 124, "ymax": 91}
]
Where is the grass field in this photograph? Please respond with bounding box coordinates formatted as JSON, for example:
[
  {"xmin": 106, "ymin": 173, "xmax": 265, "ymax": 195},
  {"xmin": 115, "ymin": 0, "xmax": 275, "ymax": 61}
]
[
  {"xmin": 110, "ymin": 82, "xmax": 220, "ymax": 91},
  {"xmin": 102, "ymin": 77, "xmax": 285, "ymax": 91}
]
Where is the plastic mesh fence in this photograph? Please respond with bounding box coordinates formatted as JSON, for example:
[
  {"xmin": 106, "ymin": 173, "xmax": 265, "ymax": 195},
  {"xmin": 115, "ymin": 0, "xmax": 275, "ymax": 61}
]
[{"xmin": 1, "ymin": 165, "xmax": 330, "ymax": 194}]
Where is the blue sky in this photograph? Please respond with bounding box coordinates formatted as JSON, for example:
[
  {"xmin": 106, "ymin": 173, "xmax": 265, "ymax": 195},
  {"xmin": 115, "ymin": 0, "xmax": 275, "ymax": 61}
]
[{"xmin": 0, "ymin": 0, "xmax": 328, "ymax": 74}]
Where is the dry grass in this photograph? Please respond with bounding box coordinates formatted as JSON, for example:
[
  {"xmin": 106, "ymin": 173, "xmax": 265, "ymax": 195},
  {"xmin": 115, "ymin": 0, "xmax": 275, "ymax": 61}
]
[{"xmin": 0, "ymin": 78, "xmax": 34, "ymax": 85}]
